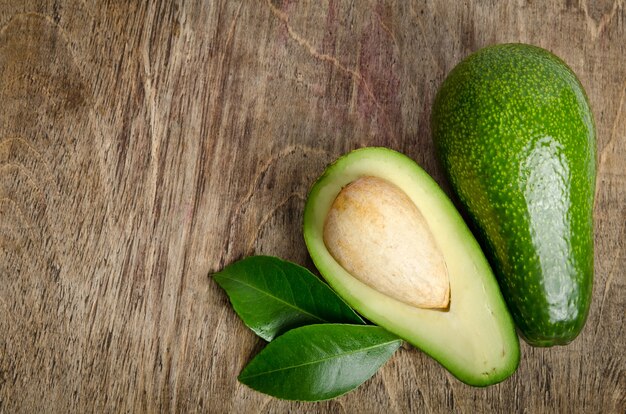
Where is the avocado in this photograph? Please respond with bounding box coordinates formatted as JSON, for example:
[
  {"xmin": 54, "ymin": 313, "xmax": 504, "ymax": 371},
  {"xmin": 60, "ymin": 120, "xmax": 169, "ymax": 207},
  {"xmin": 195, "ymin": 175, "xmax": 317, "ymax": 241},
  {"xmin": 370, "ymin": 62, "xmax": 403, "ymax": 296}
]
[
  {"xmin": 303, "ymin": 147, "xmax": 520, "ymax": 386},
  {"xmin": 431, "ymin": 44, "xmax": 596, "ymax": 346}
]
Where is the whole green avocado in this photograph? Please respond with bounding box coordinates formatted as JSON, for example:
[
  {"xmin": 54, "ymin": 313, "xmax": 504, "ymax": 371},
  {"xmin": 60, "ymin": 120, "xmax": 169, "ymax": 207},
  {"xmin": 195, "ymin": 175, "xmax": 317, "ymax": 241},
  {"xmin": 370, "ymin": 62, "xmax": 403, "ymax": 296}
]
[{"xmin": 432, "ymin": 44, "xmax": 596, "ymax": 346}]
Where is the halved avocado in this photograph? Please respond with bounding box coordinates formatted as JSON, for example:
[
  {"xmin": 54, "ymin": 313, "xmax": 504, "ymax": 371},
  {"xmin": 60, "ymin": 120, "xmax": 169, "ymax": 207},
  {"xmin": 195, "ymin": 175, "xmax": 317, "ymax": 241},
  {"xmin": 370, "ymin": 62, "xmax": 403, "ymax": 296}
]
[{"xmin": 303, "ymin": 147, "xmax": 520, "ymax": 386}]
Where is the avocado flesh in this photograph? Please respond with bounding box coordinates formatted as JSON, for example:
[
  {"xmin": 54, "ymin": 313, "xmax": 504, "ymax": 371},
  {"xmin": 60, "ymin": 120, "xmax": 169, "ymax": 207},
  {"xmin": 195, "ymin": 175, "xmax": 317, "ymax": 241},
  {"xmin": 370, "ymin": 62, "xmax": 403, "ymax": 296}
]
[
  {"xmin": 432, "ymin": 44, "xmax": 595, "ymax": 346},
  {"xmin": 304, "ymin": 147, "xmax": 520, "ymax": 386}
]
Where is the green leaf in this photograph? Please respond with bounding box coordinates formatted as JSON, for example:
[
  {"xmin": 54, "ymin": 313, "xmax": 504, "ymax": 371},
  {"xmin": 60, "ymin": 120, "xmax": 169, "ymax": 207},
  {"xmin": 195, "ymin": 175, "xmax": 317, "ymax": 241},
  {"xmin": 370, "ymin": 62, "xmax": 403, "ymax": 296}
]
[
  {"xmin": 238, "ymin": 324, "xmax": 402, "ymax": 401},
  {"xmin": 212, "ymin": 256, "xmax": 364, "ymax": 341}
]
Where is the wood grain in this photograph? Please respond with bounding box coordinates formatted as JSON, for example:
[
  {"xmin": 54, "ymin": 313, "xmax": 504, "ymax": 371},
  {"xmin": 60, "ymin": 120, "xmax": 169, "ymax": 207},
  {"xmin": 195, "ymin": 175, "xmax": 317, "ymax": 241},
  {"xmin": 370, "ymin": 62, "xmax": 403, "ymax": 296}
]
[{"xmin": 0, "ymin": 1, "xmax": 624, "ymax": 412}]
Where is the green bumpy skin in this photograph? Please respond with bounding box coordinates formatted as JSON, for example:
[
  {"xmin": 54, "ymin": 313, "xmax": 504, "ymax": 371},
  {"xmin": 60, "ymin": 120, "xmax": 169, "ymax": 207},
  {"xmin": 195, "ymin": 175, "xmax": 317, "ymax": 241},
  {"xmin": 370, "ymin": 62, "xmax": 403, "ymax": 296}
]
[{"xmin": 432, "ymin": 44, "xmax": 596, "ymax": 347}]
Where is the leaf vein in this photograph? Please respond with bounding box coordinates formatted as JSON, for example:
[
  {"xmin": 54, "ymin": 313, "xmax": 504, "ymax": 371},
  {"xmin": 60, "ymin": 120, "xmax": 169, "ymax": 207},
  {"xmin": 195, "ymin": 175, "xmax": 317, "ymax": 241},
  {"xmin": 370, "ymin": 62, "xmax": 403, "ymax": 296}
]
[
  {"xmin": 239, "ymin": 339, "xmax": 401, "ymax": 381},
  {"xmin": 215, "ymin": 274, "xmax": 328, "ymax": 323}
]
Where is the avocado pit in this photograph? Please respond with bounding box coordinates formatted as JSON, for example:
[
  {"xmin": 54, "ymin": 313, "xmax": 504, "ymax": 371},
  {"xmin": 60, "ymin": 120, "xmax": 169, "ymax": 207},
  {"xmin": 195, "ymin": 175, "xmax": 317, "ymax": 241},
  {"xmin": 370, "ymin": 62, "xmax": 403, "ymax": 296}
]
[{"xmin": 323, "ymin": 176, "xmax": 450, "ymax": 309}]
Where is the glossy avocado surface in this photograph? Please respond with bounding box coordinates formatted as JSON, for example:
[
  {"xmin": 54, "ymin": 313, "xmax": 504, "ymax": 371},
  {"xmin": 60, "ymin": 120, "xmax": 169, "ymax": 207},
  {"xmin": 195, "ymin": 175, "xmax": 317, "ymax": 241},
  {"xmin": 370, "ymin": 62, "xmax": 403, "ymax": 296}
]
[{"xmin": 432, "ymin": 44, "xmax": 596, "ymax": 346}]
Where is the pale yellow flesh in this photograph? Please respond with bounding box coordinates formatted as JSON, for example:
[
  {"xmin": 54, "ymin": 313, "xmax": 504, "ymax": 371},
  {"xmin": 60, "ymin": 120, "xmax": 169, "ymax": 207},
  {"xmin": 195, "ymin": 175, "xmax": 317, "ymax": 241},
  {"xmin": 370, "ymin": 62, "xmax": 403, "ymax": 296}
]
[{"xmin": 323, "ymin": 176, "xmax": 450, "ymax": 309}]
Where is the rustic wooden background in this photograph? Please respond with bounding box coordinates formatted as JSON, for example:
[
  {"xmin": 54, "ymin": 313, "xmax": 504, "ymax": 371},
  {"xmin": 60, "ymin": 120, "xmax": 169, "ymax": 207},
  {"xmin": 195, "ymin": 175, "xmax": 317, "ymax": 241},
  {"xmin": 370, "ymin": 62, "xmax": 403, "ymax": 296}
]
[{"xmin": 0, "ymin": 0, "xmax": 624, "ymax": 412}]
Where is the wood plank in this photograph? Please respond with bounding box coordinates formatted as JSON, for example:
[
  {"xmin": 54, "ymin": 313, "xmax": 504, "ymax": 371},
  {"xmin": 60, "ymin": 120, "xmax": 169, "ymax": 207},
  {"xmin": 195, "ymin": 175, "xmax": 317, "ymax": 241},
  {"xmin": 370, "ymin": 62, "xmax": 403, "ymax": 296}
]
[{"xmin": 0, "ymin": 0, "xmax": 624, "ymax": 412}]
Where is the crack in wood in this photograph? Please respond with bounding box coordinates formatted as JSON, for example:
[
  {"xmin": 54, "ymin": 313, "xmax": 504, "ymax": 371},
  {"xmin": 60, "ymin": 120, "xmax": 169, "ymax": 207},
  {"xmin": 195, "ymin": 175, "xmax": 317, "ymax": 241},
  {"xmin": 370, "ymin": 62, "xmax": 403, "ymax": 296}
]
[
  {"xmin": 265, "ymin": 0, "xmax": 386, "ymax": 117},
  {"xmin": 581, "ymin": 0, "xmax": 624, "ymax": 40}
]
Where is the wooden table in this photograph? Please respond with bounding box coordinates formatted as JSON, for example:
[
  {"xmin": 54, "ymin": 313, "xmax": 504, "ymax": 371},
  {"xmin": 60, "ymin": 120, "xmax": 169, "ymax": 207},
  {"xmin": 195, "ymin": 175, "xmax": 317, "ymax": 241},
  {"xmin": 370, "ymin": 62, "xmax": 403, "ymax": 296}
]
[{"xmin": 1, "ymin": 1, "xmax": 624, "ymax": 412}]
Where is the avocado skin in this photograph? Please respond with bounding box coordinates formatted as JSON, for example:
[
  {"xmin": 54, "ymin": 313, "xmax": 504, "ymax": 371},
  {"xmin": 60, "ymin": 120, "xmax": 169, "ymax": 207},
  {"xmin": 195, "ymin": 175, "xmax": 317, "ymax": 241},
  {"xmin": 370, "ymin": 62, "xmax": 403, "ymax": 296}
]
[{"xmin": 432, "ymin": 44, "xmax": 596, "ymax": 346}]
